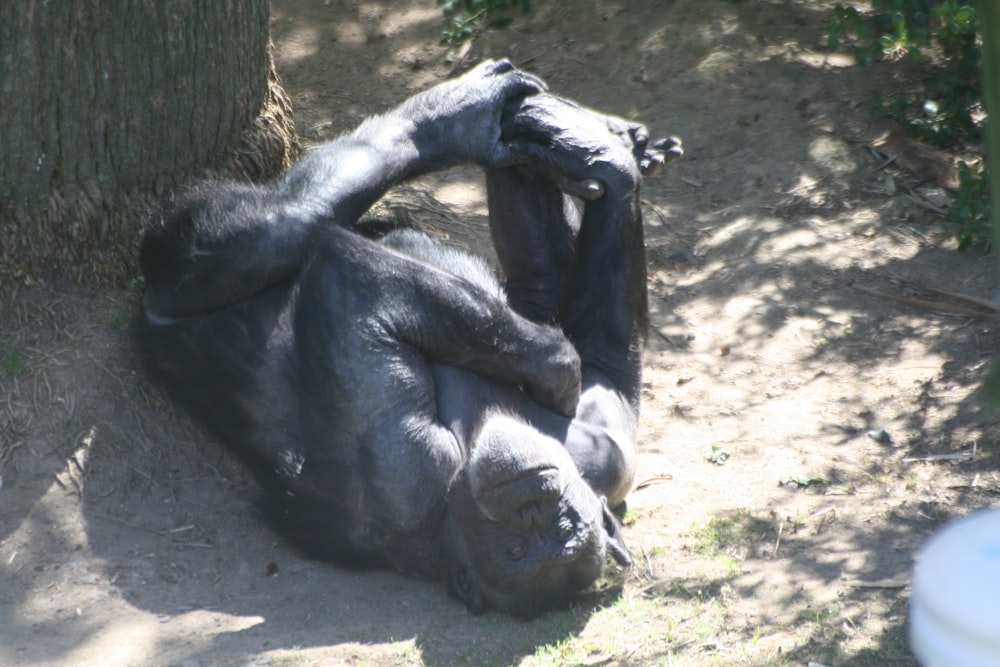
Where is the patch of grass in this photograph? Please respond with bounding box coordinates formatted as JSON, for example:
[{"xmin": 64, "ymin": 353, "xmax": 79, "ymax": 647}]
[
  {"xmin": 690, "ymin": 511, "xmax": 756, "ymax": 576},
  {"xmin": 621, "ymin": 506, "xmax": 640, "ymax": 525},
  {"xmin": 644, "ymin": 543, "xmax": 669, "ymax": 558},
  {"xmin": 266, "ymin": 649, "xmax": 309, "ymax": 666},
  {"xmin": 530, "ymin": 632, "xmax": 579, "ymax": 665},
  {"xmin": 2, "ymin": 343, "xmax": 22, "ymax": 378},
  {"xmin": 392, "ymin": 639, "xmax": 424, "ymax": 664},
  {"xmin": 696, "ymin": 515, "xmax": 740, "ymax": 553},
  {"xmin": 619, "ymin": 502, "xmax": 666, "ymax": 526}
]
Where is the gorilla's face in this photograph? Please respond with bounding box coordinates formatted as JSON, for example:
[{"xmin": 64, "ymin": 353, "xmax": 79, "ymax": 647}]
[{"xmin": 442, "ymin": 415, "xmax": 631, "ymax": 617}]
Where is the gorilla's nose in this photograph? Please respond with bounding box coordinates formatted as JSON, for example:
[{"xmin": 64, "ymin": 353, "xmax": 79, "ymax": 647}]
[{"xmin": 517, "ymin": 501, "xmax": 545, "ymax": 529}]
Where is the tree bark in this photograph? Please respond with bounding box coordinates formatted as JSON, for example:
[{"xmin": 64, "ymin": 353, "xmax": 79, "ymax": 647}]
[
  {"xmin": 982, "ymin": 2, "xmax": 1000, "ymax": 256},
  {"xmin": 0, "ymin": 0, "xmax": 299, "ymax": 284}
]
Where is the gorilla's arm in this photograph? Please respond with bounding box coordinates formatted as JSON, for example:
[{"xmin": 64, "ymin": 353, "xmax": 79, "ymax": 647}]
[
  {"xmin": 140, "ymin": 61, "xmax": 583, "ymax": 417},
  {"xmin": 141, "ymin": 60, "xmax": 544, "ymax": 321}
]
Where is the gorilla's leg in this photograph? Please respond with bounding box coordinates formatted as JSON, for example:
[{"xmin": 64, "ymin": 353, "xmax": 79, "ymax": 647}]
[
  {"xmin": 426, "ymin": 161, "xmax": 642, "ymax": 614},
  {"xmin": 485, "ymin": 167, "xmax": 577, "ymax": 324},
  {"xmin": 483, "ymin": 94, "xmax": 680, "ymax": 506},
  {"xmin": 482, "ymin": 165, "xmax": 637, "ymax": 506}
]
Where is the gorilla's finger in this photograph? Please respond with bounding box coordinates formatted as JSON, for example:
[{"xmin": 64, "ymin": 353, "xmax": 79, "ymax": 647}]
[
  {"xmin": 485, "ymin": 58, "xmax": 513, "ymax": 73},
  {"xmin": 639, "ymin": 154, "xmax": 664, "ymax": 178},
  {"xmin": 504, "ymin": 138, "xmax": 553, "ymax": 164},
  {"xmin": 478, "ymin": 57, "xmax": 548, "ymax": 94},
  {"xmin": 506, "ymin": 141, "xmax": 607, "ymax": 199},
  {"xmin": 629, "ymin": 124, "xmax": 650, "ymax": 149},
  {"xmin": 512, "ymin": 70, "xmax": 548, "ymax": 94},
  {"xmin": 653, "ymin": 136, "xmax": 684, "ymax": 159}
]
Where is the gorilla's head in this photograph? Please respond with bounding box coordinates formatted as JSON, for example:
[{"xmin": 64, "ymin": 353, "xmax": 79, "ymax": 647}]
[{"xmin": 442, "ymin": 414, "xmax": 631, "ymax": 617}]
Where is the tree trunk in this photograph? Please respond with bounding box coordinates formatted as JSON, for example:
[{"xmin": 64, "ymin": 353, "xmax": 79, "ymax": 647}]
[
  {"xmin": 0, "ymin": 0, "xmax": 299, "ymax": 285},
  {"xmin": 982, "ymin": 2, "xmax": 1000, "ymax": 255}
]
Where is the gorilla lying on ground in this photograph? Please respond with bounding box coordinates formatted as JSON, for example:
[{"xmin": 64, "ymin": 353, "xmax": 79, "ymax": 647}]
[{"xmin": 138, "ymin": 60, "xmax": 680, "ymax": 617}]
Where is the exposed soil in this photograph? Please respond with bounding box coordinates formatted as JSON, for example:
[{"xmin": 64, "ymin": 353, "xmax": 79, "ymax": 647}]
[{"xmin": 2, "ymin": 1, "xmax": 999, "ymax": 666}]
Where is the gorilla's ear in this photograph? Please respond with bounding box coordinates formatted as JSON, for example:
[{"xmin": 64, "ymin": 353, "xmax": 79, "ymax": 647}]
[
  {"xmin": 447, "ymin": 562, "xmax": 486, "ymax": 614},
  {"xmin": 602, "ymin": 501, "xmax": 632, "ymax": 567}
]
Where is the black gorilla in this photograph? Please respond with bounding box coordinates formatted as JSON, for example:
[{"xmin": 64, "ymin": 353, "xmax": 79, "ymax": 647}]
[{"xmin": 138, "ymin": 60, "xmax": 680, "ymax": 617}]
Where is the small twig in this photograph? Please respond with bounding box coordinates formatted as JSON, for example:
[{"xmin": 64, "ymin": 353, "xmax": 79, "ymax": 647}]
[
  {"xmin": 633, "ymin": 473, "xmax": 673, "ymax": 490},
  {"xmin": 126, "ymin": 463, "xmax": 153, "ymax": 483},
  {"xmin": 172, "ymin": 541, "xmax": 216, "ymax": 549},
  {"xmin": 855, "ymin": 285, "xmax": 1000, "ymax": 321},
  {"xmin": 88, "ymin": 511, "xmax": 171, "ymax": 535},
  {"xmin": 899, "ymin": 223, "xmax": 932, "ymax": 244},
  {"xmin": 888, "ymin": 272, "xmax": 1000, "ymax": 311},
  {"xmin": 31, "ymin": 371, "xmax": 39, "ymax": 413},
  {"xmin": 642, "ymin": 546, "xmax": 655, "ymax": 580},
  {"xmin": 87, "ymin": 353, "xmax": 126, "ymax": 389},
  {"xmin": 844, "ymin": 579, "xmax": 908, "ymax": 589},
  {"xmin": 904, "ymin": 193, "xmax": 948, "ymax": 216},
  {"xmin": 902, "ymin": 452, "xmax": 975, "ymax": 463},
  {"xmin": 654, "ymin": 328, "xmax": 683, "ymax": 348},
  {"xmin": 638, "ymin": 577, "xmax": 671, "ymax": 594},
  {"xmin": 678, "ymin": 176, "xmax": 703, "ymax": 188},
  {"xmin": 917, "ymin": 285, "xmax": 1000, "ymax": 312},
  {"xmin": 772, "ymin": 520, "xmax": 783, "ymax": 557},
  {"xmin": 872, "ymin": 152, "xmax": 899, "ymax": 172},
  {"xmin": 642, "ymin": 199, "xmax": 671, "ymax": 226}
]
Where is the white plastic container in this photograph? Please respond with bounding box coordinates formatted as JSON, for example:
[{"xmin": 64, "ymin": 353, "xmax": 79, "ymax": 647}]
[{"xmin": 909, "ymin": 508, "xmax": 1000, "ymax": 667}]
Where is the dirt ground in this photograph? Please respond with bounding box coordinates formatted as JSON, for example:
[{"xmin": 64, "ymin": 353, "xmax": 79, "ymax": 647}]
[{"xmin": 2, "ymin": 1, "xmax": 999, "ymax": 665}]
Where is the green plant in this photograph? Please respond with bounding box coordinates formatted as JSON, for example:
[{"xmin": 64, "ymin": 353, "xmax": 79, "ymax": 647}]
[
  {"xmin": 949, "ymin": 161, "xmax": 991, "ymax": 249},
  {"xmin": 779, "ymin": 475, "xmax": 827, "ymax": 488},
  {"xmin": 829, "ymin": 1, "xmax": 981, "ymax": 147},
  {"xmin": 829, "ymin": 1, "xmax": 990, "ymax": 248},
  {"xmin": 2, "ymin": 344, "xmax": 22, "ymax": 378},
  {"xmin": 707, "ymin": 445, "xmax": 730, "ymax": 465},
  {"xmin": 438, "ymin": 0, "xmax": 532, "ymax": 59},
  {"xmin": 699, "ymin": 516, "xmax": 738, "ymax": 553}
]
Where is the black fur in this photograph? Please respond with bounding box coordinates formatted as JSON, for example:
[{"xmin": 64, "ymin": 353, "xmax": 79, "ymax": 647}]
[{"xmin": 138, "ymin": 60, "xmax": 679, "ymax": 616}]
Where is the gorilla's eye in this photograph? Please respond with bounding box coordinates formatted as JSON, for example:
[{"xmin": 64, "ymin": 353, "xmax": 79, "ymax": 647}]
[
  {"xmin": 555, "ymin": 520, "xmax": 574, "ymax": 541},
  {"xmin": 506, "ymin": 543, "xmax": 526, "ymax": 560}
]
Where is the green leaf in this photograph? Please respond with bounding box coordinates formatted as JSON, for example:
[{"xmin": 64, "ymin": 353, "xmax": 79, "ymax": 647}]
[
  {"xmin": 707, "ymin": 445, "xmax": 730, "ymax": 465},
  {"xmin": 779, "ymin": 476, "xmax": 827, "ymax": 488}
]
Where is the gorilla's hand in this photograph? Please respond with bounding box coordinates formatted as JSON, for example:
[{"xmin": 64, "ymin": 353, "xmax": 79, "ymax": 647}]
[
  {"xmin": 398, "ymin": 59, "xmax": 546, "ymax": 169},
  {"xmin": 502, "ymin": 94, "xmax": 681, "ymax": 199},
  {"xmin": 521, "ymin": 335, "xmax": 581, "ymax": 417}
]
